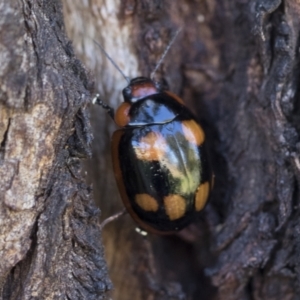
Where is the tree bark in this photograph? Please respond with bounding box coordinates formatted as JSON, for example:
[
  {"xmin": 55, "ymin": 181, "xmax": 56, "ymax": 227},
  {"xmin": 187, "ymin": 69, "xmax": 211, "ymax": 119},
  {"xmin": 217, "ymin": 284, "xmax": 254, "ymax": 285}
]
[
  {"xmin": 0, "ymin": 0, "xmax": 111, "ymax": 299},
  {"xmin": 64, "ymin": 0, "xmax": 300, "ymax": 299},
  {"xmin": 1, "ymin": 0, "xmax": 300, "ymax": 299}
]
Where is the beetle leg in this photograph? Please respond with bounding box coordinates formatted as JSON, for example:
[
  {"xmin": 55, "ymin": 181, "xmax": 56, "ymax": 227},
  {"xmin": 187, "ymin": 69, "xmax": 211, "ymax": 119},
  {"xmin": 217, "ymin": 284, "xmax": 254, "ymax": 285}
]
[
  {"xmin": 100, "ymin": 208, "xmax": 127, "ymax": 229},
  {"xmin": 92, "ymin": 94, "xmax": 115, "ymax": 120}
]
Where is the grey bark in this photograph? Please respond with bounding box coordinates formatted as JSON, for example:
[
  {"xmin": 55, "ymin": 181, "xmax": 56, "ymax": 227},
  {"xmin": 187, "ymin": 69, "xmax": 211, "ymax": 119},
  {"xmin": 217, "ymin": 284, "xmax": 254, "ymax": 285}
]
[
  {"xmin": 65, "ymin": 1, "xmax": 300, "ymax": 299},
  {"xmin": 0, "ymin": 1, "xmax": 111, "ymax": 299}
]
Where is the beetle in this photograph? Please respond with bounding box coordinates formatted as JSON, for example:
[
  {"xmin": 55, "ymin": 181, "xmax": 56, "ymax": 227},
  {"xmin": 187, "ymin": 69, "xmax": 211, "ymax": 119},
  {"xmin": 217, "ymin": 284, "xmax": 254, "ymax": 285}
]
[{"xmin": 93, "ymin": 31, "xmax": 213, "ymax": 234}]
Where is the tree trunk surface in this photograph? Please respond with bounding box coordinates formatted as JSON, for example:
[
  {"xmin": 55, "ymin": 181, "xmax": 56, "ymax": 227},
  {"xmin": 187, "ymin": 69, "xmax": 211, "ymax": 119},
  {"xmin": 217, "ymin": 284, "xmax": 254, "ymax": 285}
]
[
  {"xmin": 1, "ymin": 0, "xmax": 300, "ymax": 299},
  {"xmin": 0, "ymin": 0, "xmax": 111, "ymax": 299}
]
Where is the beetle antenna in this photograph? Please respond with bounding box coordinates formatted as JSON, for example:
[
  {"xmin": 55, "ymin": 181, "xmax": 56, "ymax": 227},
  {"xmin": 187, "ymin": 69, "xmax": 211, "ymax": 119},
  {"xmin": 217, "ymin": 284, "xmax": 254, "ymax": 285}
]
[
  {"xmin": 150, "ymin": 27, "xmax": 182, "ymax": 80},
  {"xmin": 93, "ymin": 39, "xmax": 130, "ymax": 84}
]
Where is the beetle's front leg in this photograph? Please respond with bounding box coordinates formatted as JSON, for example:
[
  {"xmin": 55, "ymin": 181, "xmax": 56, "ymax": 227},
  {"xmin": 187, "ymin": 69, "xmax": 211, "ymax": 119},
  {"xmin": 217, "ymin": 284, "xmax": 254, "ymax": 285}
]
[{"xmin": 92, "ymin": 94, "xmax": 115, "ymax": 120}]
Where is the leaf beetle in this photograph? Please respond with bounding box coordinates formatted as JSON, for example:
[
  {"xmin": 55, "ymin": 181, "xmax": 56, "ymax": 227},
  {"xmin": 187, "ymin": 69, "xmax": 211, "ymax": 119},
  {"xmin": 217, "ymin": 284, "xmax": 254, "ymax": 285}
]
[{"xmin": 93, "ymin": 30, "xmax": 213, "ymax": 234}]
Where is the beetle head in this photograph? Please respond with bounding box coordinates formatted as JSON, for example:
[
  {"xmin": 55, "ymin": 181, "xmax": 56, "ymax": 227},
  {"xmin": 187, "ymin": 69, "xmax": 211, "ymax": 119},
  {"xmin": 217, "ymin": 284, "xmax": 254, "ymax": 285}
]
[{"xmin": 122, "ymin": 77, "xmax": 162, "ymax": 103}]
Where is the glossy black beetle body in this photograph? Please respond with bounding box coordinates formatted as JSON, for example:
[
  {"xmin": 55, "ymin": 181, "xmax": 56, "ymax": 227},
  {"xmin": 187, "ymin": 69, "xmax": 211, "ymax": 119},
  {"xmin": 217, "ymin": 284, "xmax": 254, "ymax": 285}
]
[{"xmin": 108, "ymin": 77, "xmax": 212, "ymax": 234}]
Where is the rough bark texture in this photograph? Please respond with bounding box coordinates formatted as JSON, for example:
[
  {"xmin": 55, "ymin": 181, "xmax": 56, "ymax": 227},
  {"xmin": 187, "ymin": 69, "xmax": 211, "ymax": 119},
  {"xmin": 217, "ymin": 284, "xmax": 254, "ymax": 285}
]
[
  {"xmin": 0, "ymin": 0, "xmax": 111, "ymax": 299},
  {"xmin": 2, "ymin": 0, "xmax": 300, "ymax": 299},
  {"xmin": 63, "ymin": 0, "xmax": 300, "ymax": 299}
]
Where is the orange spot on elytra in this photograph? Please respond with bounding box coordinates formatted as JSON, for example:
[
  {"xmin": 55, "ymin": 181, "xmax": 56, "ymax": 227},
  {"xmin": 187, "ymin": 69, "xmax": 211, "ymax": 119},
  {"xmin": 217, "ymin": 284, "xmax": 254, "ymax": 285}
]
[
  {"xmin": 135, "ymin": 194, "xmax": 159, "ymax": 212},
  {"xmin": 134, "ymin": 131, "xmax": 167, "ymax": 161},
  {"xmin": 115, "ymin": 102, "xmax": 131, "ymax": 127},
  {"xmin": 181, "ymin": 120, "xmax": 205, "ymax": 146},
  {"xmin": 163, "ymin": 194, "xmax": 186, "ymax": 220},
  {"xmin": 195, "ymin": 182, "xmax": 209, "ymax": 211},
  {"xmin": 111, "ymin": 130, "xmax": 167, "ymax": 235}
]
